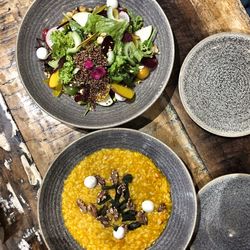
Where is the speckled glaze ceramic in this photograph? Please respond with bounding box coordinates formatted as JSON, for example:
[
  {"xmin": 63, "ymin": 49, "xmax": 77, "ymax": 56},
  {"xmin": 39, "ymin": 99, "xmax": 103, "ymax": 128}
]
[
  {"xmin": 16, "ymin": 0, "xmax": 174, "ymax": 129},
  {"xmin": 179, "ymin": 33, "xmax": 250, "ymax": 137},
  {"xmin": 38, "ymin": 129, "xmax": 197, "ymax": 250},
  {"xmin": 191, "ymin": 174, "xmax": 250, "ymax": 250}
]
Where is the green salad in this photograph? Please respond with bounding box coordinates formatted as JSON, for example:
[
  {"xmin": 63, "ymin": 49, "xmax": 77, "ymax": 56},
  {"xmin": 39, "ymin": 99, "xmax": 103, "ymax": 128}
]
[{"xmin": 35, "ymin": 0, "xmax": 159, "ymax": 114}]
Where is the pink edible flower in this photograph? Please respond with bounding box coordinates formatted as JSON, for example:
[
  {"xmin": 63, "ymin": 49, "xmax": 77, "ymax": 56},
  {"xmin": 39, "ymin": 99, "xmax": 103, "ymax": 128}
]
[
  {"xmin": 90, "ymin": 66, "xmax": 107, "ymax": 80},
  {"xmin": 83, "ymin": 59, "xmax": 94, "ymax": 70}
]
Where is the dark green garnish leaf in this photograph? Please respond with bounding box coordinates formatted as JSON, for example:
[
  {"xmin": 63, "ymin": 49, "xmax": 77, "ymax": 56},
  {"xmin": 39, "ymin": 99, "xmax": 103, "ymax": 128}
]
[
  {"xmin": 97, "ymin": 205, "xmax": 108, "ymax": 217},
  {"xmin": 127, "ymin": 222, "xmax": 141, "ymax": 230},
  {"xmin": 102, "ymin": 184, "xmax": 116, "ymax": 190},
  {"xmin": 118, "ymin": 200, "xmax": 127, "ymax": 212},
  {"xmin": 122, "ymin": 210, "xmax": 137, "ymax": 221},
  {"xmin": 122, "ymin": 174, "xmax": 133, "ymax": 184},
  {"xmin": 123, "ymin": 184, "xmax": 130, "ymax": 201}
]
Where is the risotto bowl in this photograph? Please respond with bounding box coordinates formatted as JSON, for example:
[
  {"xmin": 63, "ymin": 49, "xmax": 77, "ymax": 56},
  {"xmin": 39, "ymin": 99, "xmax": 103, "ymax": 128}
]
[{"xmin": 38, "ymin": 129, "xmax": 197, "ymax": 249}]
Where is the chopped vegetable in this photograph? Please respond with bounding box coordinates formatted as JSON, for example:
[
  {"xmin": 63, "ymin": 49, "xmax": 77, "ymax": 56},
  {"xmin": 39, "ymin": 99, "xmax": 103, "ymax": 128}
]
[
  {"xmin": 49, "ymin": 70, "xmax": 60, "ymax": 88},
  {"xmin": 66, "ymin": 31, "xmax": 82, "ymax": 54},
  {"xmin": 111, "ymin": 83, "xmax": 135, "ymax": 99},
  {"xmin": 63, "ymin": 86, "xmax": 79, "ymax": 96},
  {"xmin": 72, "ymin": 12, "xmax": 90, "ymax": 27},
  {"xmin": 106, "ymin": 0, "xmax": 118, "ymax": 9},
  {"xmin": 135, "ymin": 25, "xmax": 153, "ymax": 43},
  {"xmin": 137, "ymin": 66, "xmax": 150, "ymax": 80}
]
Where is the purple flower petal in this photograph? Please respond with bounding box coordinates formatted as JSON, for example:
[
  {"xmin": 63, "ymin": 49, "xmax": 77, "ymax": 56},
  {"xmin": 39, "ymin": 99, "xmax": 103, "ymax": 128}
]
[
  {"xmin": 90, "ymin": 66, "xmax": 107, "ymax": 80},
  {"xmin": 84, "ymin": 59, "xmax": 94, "ymax": 70}
]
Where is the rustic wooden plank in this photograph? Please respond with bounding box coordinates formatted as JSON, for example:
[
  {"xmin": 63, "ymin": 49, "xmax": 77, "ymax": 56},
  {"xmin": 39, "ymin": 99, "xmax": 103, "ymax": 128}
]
[{"xmin": 0, "ymin": 92, "xmax": 46, "ymax": 249}]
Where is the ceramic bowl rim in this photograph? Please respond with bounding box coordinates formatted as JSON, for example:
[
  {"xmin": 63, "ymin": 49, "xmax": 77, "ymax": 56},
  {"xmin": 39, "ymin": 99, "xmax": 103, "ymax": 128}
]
[
  {"xmin": 178, "ymin": 32, "xmax": 250, "ymax": 138},
  {"xmin": 37, "ymin": 128, "xmax": 197, "ymax": 250},
  {"xmin": 198, "ymin": 173, "xmax": 250, "ymax": 197}
]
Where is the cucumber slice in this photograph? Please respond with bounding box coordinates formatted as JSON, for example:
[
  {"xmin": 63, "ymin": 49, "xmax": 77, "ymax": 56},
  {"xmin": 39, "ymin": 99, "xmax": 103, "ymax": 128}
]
[
  {"xmin": 67, "ymin": 31, "xmax": 82, "ymax": 54},
  {"xmin": 48, "ymin": 59, "xmax": 60, "ymax": 69}
]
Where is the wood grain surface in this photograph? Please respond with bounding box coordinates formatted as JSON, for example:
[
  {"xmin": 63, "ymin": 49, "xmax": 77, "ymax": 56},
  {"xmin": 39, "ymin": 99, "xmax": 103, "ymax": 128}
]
[{"xmin": 0, "ymin": 0, "xmax": 250, "ymax": 249}]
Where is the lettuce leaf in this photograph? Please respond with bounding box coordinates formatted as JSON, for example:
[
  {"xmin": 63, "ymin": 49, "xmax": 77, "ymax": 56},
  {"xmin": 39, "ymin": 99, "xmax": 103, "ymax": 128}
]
[
  {"xmin": 85, "ymin": 14, "xmax": 129, "ymax": 42},
  {"xmin": 127, "ymin": 10, "xmax": 143, "ymax": 32}
]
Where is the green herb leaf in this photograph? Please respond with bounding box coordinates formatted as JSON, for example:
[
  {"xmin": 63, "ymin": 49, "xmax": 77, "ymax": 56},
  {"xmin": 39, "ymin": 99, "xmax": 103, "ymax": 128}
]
[
  {"xmin": 127, "ymin": 10, "xmax": 143, "ymax": 32},
  {"xmin": 51, "ymin": 30, "xmax": 74, "ymax": 59},
  {"xmin": 59, "ymin": 55, "xmax": 75, "ymax": 84}
]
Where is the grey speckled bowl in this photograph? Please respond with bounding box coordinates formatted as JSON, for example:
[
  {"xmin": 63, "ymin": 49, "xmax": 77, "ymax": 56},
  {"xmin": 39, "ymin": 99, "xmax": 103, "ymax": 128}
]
[
  {"xmin": 16, "ymin": 0, "xmax": 174, "ymax": 129},
  {"xmin": 191, "ymin": 174, "xmax": 250, "ymax": 250},
  {"xmin": 38, "ymin": 129, "xmax": 197, "ymax": 250},
  {"xmin": 179, "ymin": 33, "xmax": 250, "ymax": 137}
]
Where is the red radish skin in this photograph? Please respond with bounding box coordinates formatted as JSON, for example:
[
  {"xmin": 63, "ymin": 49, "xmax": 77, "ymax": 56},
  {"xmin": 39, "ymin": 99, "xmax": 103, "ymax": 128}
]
[
  {"xmin": 45, "ymin": 27, "xmax": 57, "ymax": 49},
  {"xmin": 42, "ymin": 28, "xmax": 49, "ymax": 41}
]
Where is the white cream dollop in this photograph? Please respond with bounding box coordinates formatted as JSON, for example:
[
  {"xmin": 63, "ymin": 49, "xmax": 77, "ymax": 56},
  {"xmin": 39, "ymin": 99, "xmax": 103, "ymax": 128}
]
[
  {"xmin": 84, "ymin": 176, "xmax": 97, "ymax": 189},
  {"xmin": 106, "ymin": 0, "xmax": 118, "ymax": 9},
  {"xmin": 113, "ymin": 226, "xmax": 125, "ymax": 239},
  {"xmin": 36, "ymin": 47, "xmax": 48, "ymax": 60},
  {"xmin": 142, "ymin": 200, "xmax": 154, "ymax": 212}
]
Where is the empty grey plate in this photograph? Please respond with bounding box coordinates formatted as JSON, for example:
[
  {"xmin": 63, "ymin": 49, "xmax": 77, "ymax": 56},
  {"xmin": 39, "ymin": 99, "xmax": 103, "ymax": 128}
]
[
  {"xmin": 16, "ymin": 0, "xmax": 174, "ymax": 129},
  {"xmin": 38, "ymin": 128, "xmax": 197, "ymax": 249},
  {"xmin": 191, "ymin": 174, "xmax": 250, "ymax": 250},
  {"xmin": 179, "ymin": 33, "xmax": 250, "ymax": 137}
]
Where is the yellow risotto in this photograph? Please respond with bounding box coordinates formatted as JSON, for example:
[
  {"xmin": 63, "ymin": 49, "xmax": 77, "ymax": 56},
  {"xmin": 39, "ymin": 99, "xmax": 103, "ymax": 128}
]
[{"xmin": 62, "ymin": 148, "xmax": 172, "ymax": 250}]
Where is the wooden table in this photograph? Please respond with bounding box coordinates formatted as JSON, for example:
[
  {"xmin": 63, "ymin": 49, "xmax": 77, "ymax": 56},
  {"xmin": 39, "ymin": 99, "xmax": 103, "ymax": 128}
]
[{"xmin": 0, "ymin": 0, "xmax": 250, "ymax": 249}]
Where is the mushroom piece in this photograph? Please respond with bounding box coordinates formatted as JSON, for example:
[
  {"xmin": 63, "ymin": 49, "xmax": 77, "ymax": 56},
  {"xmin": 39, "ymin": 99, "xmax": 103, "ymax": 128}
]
[
  {"xmin": 97, "ymin": 216, "xmax": 110, "ymax": 227},
  {"xmin": 158, "ymin": 203, "xmax": 167, "ymax": 212},
  {"xmin": 137, "ymin": 211, "xmax": 148, "ymax": 225},
  {"xmin": 111, "ymin": 170, "xmax": 119, "ymax": 185},
  {"xmin": 87, "ymin": 203, "xmax": 98, "ymax": 218},
  {"xmin": 97, "ymin": 190, "xmax": 111, "ymax": 205},
  {"xmin": 95, "ymin": 175, "xmax": 106, "ymax": 186},
  {"xmin": 76, "ymin": 199, "xmax": 87, "ymax": 213},
  {"xmin": 107, "ymin": 207, "xmax": 119, "ymax": 221}
]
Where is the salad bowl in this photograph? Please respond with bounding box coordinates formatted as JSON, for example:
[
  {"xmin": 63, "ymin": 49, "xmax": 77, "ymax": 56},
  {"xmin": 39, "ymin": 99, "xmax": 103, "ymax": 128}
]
[
  {"xmin": 16, "ymin": 0, "xmax": 174, "ymax": 129},
  {"xmin": 38, "ymin": 128, "xmax": 197, "ymax": 249}
]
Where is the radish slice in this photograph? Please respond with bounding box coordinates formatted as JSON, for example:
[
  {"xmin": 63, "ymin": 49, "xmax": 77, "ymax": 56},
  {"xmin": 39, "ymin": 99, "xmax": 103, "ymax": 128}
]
[
  {"xmin": 45, "ymin": 27, "xmax": 57, "ymax": 48},
  {"xmin": 118, "ymin": 11, "xmax": 130, "ymax": 22},
  {"xmin": 135, "ymin": 25, "xmax": 153, "ymax": 43}
]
